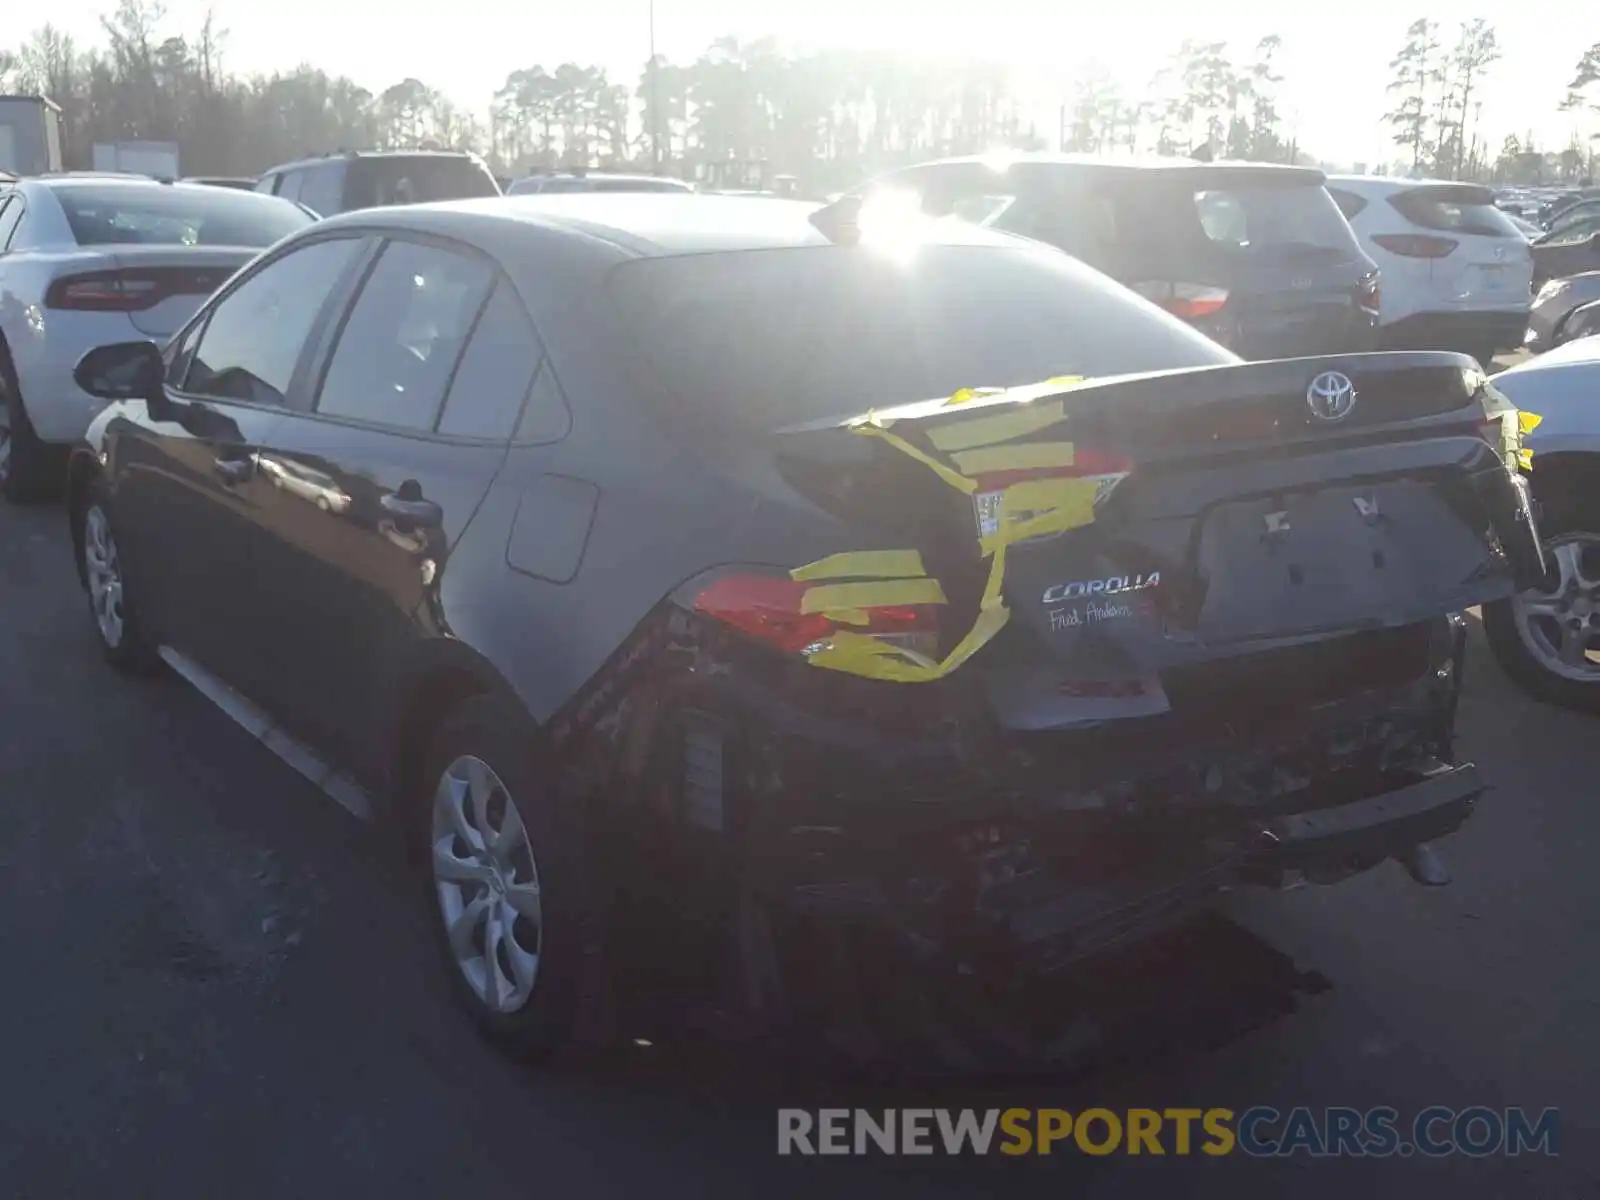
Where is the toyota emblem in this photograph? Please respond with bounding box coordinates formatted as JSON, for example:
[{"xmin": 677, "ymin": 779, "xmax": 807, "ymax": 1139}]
[{"xmin": 1306, "ymin": 370, "xmax": 1358, "ymax": 422}]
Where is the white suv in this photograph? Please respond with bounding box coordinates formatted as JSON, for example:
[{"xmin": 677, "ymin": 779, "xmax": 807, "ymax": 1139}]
[{"xmin": 1326, "ymin": 177, "xmax": 1533, "ymax": 365}]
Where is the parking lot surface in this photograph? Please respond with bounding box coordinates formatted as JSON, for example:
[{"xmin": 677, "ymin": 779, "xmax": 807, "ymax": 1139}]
[{"xmin": 0, "ymin": 497, "xmax": 1594, "ymax": 1198}]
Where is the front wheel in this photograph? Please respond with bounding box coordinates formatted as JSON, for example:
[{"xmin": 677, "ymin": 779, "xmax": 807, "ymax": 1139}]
[
  {"xmin": 1484, "ymin": 502, "xmax": 1600, "ymax": 712},
  {"xmin": 420, "ymin": 696, "xmax": 603, "ymax": 1059},
  {"xmin": 77, "ymin": 482, "xmax": 160, "ymax": 674}
]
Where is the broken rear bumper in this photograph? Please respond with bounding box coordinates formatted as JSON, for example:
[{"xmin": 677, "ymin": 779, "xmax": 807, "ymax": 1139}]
[{"xmin": 1261, "ymin": 759, "xmax": 1481, "ymax": 870}]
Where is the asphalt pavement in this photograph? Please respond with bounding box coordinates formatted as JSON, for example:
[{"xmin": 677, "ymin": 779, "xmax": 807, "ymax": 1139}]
[{"xmin": 0, "ymin": 495, "xmax": 1594, "ymax": 1198}]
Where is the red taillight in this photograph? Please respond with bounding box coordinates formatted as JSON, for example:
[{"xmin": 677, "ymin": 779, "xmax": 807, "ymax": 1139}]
[
  {"xmin": 44, "ymin": 268, "xmax": 227, "ymax": 312},
  {"xmin": 1131, "ymin": 281, "xmax": 1230, "ymax": 321},
  {"xmin": 1370, "ymin": 233, "xmax": 1458, "ymax": 259},
  {"xmin": 692, "ymin": 574, "xmax": 940, "ymax": 656}
]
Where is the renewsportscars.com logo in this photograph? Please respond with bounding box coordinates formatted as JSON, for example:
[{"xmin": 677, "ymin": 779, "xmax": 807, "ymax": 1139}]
[{"xmin": 777, "ymin": 1106, "xmax": 1560, "ymax": 1158}]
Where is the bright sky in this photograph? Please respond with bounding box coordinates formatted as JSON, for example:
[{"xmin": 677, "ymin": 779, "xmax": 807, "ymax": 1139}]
[{"xmin": 40, "ymin": 0, "xmax": 1596, "ymax": 165}]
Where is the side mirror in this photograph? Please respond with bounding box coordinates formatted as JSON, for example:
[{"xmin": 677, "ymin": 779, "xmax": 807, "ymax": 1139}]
[{"xmin": 73, "ymin": 340, "xmax": 164, "ymax": 403}]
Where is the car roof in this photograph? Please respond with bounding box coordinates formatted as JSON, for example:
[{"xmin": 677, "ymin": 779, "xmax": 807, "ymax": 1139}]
[
  {"xmin": 1326, "ymin": 175, "xmax": 1493, "ymax": 198},
  {"xmin": 529, "ymin": 172, "xmax": 687, "ymax": 184},
  {"xmin": 32, "ymin": 175, "xmax": 256, "ymax": 195},
  {"xmin": 316, "ymin": 192, "xmax": 1022, "ymax": 257},
  {"xmin": 910, "ymin": 152, "xmax": 1326, "ymax": 184},
  {"xmin": 265, "ymin": 150, "xmax": 483, "ymax": 173}
]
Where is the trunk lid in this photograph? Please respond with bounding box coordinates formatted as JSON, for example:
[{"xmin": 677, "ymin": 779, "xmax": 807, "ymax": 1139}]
[{"xmin": 772, "ymin": 352, "xmax": 1540, "ymax": 706}]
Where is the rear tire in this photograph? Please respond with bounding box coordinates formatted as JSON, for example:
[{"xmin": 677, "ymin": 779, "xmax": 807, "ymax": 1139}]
[
  {"xmin": 419, "ymin": 695, "xmax": 604, "ymax": 1060},
  {"xmin": 76, "ymin": 479, "xmax": 161, "ymax": 674},
  {"xmin": 0, "ymin": 360, "xmax": 59, "ymax": 504},
  {"xmin": 1483, "ymin": 491, "xmax": 1600, "ymax": 713}
]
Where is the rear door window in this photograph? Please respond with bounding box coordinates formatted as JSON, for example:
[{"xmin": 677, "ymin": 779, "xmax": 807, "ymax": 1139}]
[
  {"xmin": 297, "ymin": 162, "xmax": 345, "ymax": 217},
  {"xmin": 1390, "ymin": 186, "xmax": 1521, "ymax": 238},
  {"xmin": 274, "ymin": 171, "xmax": 304, "ymax": 203},
  {"xmin": 0, "ymin": 196, "xmax": 22, "ymax": 249},
  {"xmin": 436, "ymin": 282, "xmax": 546, "ymax": 440},
  {"xmin": 314, "ymin": 239, "xmax": 494, "ymax": 431}
]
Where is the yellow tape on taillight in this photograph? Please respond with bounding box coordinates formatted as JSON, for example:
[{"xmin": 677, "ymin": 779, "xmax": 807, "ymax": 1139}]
[{"xmin": 785, "ymin": 377, "xmax": 1103, "ymax": 683}]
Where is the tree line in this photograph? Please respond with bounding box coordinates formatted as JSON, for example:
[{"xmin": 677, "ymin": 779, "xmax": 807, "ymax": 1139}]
[
  {"xmin": 0, "ymin": 0, "xmax": 1301, "ymax": 188},
  {"xmin": 1383, "ymin": 17, "xmax": 1599, "ymax": 183},
  {"xmin": 2, "ymin": 1, "xmax": 1596, "ymax": 188}
]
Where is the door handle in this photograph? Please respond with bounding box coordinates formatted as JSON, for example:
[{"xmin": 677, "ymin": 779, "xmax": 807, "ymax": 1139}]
[
  {"xmin": 380, "ymin": 492, "xmax": 443, "ymax": 527},
  {"xmin": 213, "ymin": 454, "xmax": 254, "ymax": 483}
]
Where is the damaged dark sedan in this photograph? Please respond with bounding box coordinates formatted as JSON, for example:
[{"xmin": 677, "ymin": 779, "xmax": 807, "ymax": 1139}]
[{"xmin": 63, "ymin": 193, "xmax": 1544, "ymax": 1064}]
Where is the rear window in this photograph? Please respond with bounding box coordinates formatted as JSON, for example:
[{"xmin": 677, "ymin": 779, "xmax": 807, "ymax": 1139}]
[
  {"xmin": 54, "ymin": 184, "xmax": 313, "ymax": 247},
  {"xmin": 1390, "ymin": 187, "xmax": 1521, "ymax": 238},
  {"xmin": 1186, "ymin": 184, "xmax": 1358, "ymax": 255},
  {"xmin": 345, "ymin": 157, "xmax": 500, "ymax": 209},
  {"xmin": 606, "ymin": 243, "xmax": 1233, "ymax": 433}
]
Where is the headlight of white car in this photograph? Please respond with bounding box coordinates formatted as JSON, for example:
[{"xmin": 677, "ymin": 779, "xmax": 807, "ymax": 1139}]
[{"xmin": 1534, "ymin": 279, "xmax": 1571, "ymax": 305}]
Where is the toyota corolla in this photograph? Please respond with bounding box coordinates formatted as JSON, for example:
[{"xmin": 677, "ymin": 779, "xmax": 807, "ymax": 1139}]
[{"xmin": 64, "ymin": 194, "xmax": 1542, "ymax": 1066}]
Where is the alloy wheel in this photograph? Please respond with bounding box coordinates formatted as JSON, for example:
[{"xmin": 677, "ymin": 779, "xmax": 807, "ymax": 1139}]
[
  {"xmin": 83, "ymin": 505, "xmax": 126, "ymax": 648},
  {"xmin": 431, "ymin": 755, "xmax": 543, "ymax": 1013},
  {"xmin": 1512, "ymin": 534, "xmax": 1600, "ymax": 683}
]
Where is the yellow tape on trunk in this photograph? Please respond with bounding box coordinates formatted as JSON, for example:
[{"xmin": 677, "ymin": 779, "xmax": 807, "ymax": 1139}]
[
  {"xmin": 850, "ymin": 418, "xmax": 978, "ymax": 494},
  {"xmin": 925, "ymin": 400, "xmax": 1067, "ymax": 452},
  {"xmin": 800, "ymin": 578, "xmax": 949, "ymax": 614},
  {"xmin": 809, "ymin": 379, "xmax": 1101, "ymax": 683},
  {"xmin": 951, "ymin": 441, "xmax": 1077, "ymax": 476},
  {"xmin": 790, "ymin": 550, "xmax": 927, "ymax": 581}
]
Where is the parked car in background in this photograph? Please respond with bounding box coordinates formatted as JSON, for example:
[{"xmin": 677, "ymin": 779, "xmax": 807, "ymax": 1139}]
[
  {"xmin": 852, "ymin": 154, "xmax": 1380, "ymax": 360},
  {"xmin": 1525, "ymin": 271, "xmax": 1600, "ymax": 354},
  {"xmin": 1541, "ymin": 187, "xmax": 1600, "ymax": 228},
  {"xmin": 182, "ymin": 176, "xmax": 259, "ymax": 191},
  {"xmin": 1543, "ymin": 198, "xmax": 1600, "ymax": 239},
  {"xmin": 1486, "ymin": 336, "xmax": 1600, "ymax": 711},
  {"xmin": 1531, "ymin": 211, "xmax": 1600, "ymax": 289},
  {"xmin": 0, "ymin": 176, "xmax": 311, "ymax": 500},
  {"xmin": 254, "ymin": 150, "xmax": 500, "ymax": 217},
  {"xmin": 507, "ymin": 171, "xmax": 692, "ymax": 195},
  {"xmin": 63, "ymin": 193, "xmax": 1538, "ymax": 1065},
  {"xmin": 1324, "ymin": 178, "xmax": 1532, "ymax": 366},
  {"xmin": 1561, "ymin": 297, "xmax": 1600, "ymax": 346}
]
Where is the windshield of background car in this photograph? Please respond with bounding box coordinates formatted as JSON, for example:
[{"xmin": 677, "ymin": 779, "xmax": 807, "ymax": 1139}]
[
  {"xmin": 606, "ymin": 242, "xmax": 1233, "ymax": 433},
  {"xmin": 346, "ymin": 157, "xmax": 501, "ymax": 208},
  {"xmin": 1390, "ymin": 186, "xmax": 1523, "ymax": 238},
  {"xmin": 55, "ymin": 184, "xmax": 313, "ymax": 247}
]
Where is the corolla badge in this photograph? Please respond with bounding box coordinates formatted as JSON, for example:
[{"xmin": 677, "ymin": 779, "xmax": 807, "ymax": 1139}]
[{"xmin": 1305, "ymin": 370, "xmax": 1358, "ymax": 422}]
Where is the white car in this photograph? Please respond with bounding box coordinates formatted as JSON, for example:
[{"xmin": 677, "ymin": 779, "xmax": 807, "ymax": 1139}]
[
  {"xmin": 1326, "ymin": 177, "xmax": 1533, "ymax": 366},
  {"xmin": 1484, "ymin": 336, "xmax": 1600, "ymax": 710},
  {"xmin": 0, "ymin": 175, "xmax": 312, "ymax": 501}
]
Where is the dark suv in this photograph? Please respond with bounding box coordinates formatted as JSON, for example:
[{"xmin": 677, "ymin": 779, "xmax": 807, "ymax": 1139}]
[
  {"xmin": 855, "ymin": 154, "xmax": 1381, "ymax": 360},
  {"xmin": 255, "ymin": 150, "xmax": 501, "ymax": 218}
]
